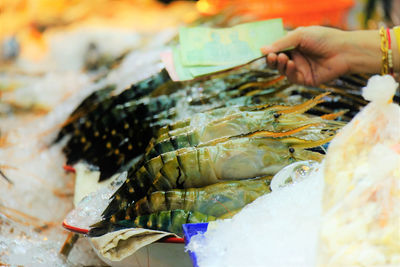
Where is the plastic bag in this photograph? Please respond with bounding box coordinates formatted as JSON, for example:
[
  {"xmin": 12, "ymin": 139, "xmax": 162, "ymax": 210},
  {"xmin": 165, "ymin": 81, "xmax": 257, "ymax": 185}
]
[{"xmin": 319, "ymin": 75, "xmax": 400, "ymax": 266}]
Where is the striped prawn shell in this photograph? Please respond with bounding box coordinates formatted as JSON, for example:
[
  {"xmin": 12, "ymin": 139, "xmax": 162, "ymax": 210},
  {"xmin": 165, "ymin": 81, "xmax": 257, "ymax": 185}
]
[
  {"xmin": 120, "ymin": 176, "xmax": 272, "ymax": 221},
  {"xmin": 102, "ymin": 133, "xmax": 329, "ymax": 219},
  {"xmin": 89, "ymin": 209, "xmax": 216, "ymax": 237},
  {"xmin": 144, "ymin": 92, "xmax": 341, "ymax": 160},
  {"xmin": 59, "ymin": 69, "xmax": 286, "ymax": 180}
]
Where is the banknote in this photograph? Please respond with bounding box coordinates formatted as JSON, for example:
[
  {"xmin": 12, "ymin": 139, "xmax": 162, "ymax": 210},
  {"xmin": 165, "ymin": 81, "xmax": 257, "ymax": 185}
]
[
  {"xmin": 172, "ymin": 47, "xmax": 194, "ymax": 80},
  {"xmin": 179, "ymin": 18, "xmax": 285, "ymax": 66},
  {"xmin": 188, "ymin": 63, "xmax": 239, "ymax": 77},
  {"xmin": 172, "ymin": 48, "xmax": 240, "ymax": 80},
  {"xmin": 160, "ymin": 50, "xmax": 179, "ymax": 81},
  {"xmin": 161, "ymin": 18, "xmax": 286, "ymax": 81}
]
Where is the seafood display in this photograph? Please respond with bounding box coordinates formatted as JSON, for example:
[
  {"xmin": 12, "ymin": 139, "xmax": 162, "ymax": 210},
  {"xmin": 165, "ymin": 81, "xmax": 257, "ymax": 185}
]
[
  {"xmin": 56, "ymin": 65, "xmax": 366, "ymax": 179},
  {"xmin": 55, "ymin": 59, "xmax": 372, "ymax": 237},
  {"xmin": 56, "ymin": 68, "xmax": 289, "ymax": 179},
  {"xmin": 3, "ymin": 1, "xmax": 400, "ymax": 265}
]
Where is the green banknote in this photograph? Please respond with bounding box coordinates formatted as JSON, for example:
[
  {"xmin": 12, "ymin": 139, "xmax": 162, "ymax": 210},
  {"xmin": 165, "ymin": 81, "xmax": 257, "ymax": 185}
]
[
  {"xmin": 188, "ymin": 62, "xmax": 240, "ymax": 77},
  {"xmin": 164, "ymin": 18, "xmax": 287, "ymax": 81},
  {"xmin": 172, "ymin": 47, "xmax": 194, "ymax": 81},
  {"xmin": 179, "ymin": 18, "xmax": 285, "ymax": 66},
  {"xmin": 172, "ymin": 47, "xmax": 242, "ymax": 80}
]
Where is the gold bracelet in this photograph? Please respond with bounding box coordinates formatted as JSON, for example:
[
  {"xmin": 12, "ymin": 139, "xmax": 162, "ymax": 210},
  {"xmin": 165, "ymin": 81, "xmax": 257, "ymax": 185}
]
[
  {"xmin": 379, "ymin": 26, "xmax": 389, "ymax": 75},
  {"xmin": 387, "ymin": 28, "xmax": 393, "ymax": 75},
  {"xmin": 393, "ymin": 26, "xmax": 400, "ymax": 72}
]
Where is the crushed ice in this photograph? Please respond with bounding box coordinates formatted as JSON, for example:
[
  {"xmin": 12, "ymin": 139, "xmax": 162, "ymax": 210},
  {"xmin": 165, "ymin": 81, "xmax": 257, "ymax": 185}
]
[
  {"xmin": 187, "ymin": 161, "xmax": 325, "ymax": 267},
  {"xmin": 65, "ymin": 172, "xmax": 127, "ymax": 230}
]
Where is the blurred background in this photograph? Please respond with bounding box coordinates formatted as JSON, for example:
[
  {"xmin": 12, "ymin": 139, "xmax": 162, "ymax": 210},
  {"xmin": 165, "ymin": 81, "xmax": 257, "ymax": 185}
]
[
  {"xmin": 1, "ymin": 0, "xmax": 399, "ymax": 65},
  {"xmin": 0, "ymin": 0, "xmax": 398, "ymax": 266}
]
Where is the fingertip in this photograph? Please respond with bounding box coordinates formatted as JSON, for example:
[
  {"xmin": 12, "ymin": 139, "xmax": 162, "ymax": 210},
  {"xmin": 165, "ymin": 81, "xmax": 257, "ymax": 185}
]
[
  {"xmin": 267, "ymin": 53, "xmax": 277, "ymax": 61},
  {"xmin": 286, "ymin": 60, "xmax": 296, "ymax": 74},
  {"xmin": 277, "ymin": 54, "xmax": 288, "ymax": 75},
  {"xmin": 277, "ymin": 53, "xmax": 289, "ymax": 62},
  {"xmin": 261, "ymin": 45, "xmax": 274, "ymax": 54},
  {"xmin": 265, "ymin": 30, "xmax": 302, "ymax": 53},
  {"xmin": 267, "ymin": 53, "xmax": 277, "ymax": 68}
]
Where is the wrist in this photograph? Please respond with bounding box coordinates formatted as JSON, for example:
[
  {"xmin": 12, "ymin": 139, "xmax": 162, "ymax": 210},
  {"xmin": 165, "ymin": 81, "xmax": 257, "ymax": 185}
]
[{"xmin": 342, "ymin": 30, "xmax": 381, "ymax": 74}]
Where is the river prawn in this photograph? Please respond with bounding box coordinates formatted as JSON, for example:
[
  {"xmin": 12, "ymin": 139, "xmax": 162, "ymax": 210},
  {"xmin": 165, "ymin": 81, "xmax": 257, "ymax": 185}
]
[
  {"xmin": 145, "ymin": 74, "xmax": 292, "ymax": 131},
  {"xmin": 146, "ymin": 82, "xmax": 295, "ymax": 131},
  {"xmin": 151, "ymin": 76, "xmax": 291, "ymax": 138},
  {"xmin": 152, "ymin": 91, "xmax": 329, "ymax": 144},
  {"xmin": 145, "ymin": 93, "xmax": 344, "ymax": 160},
  {"xmin": 102, "ymin": 132, "xmax": 330, "ymax": 219},
  {"xmin": 132, "ymin": 176, "xmax": 271, "ymax": 218},
  {"xmin": 90, "ymin": 176, "xmax": 272, "ymax": 236}
]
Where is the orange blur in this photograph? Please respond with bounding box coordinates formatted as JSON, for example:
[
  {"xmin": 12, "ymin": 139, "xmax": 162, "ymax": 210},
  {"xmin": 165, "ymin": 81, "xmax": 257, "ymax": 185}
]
[{"xmin": 197, "ymin": 0, "xmax": 354, "ymax": 28}]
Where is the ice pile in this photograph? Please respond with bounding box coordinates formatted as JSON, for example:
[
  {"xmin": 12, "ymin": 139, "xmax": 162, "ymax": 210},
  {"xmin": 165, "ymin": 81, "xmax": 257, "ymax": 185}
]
[
  {"xmin": 187, "ymin": 161, "xmax": 325, "ymax": 267},
  {"xmin": 1, "ymin": 71, "xmax": 91, "ymax": 111},
  {"xmin": 65, "ymin": 172, "xmax": 126, "ymax": 230},
  {"xmin": 0, "ymin": 26, "xmax": 179, "ymax": 266},
  {"xmin": 0, "ymin": 220, "xmax": 101, "ymax": 266},
  {"xmin": 0, "ymin": 129, "xmax": 103, "ymax": 266}
]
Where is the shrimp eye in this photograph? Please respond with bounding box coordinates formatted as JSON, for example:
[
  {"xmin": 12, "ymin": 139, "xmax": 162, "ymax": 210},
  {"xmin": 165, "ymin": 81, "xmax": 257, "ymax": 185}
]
[
  {"xmin": 273, "ymin": 113, "xmax": 281, "ymax": 119},
  {"xmin": 289, "ymin": 147, "xmax": 295, "ymax": 153}
]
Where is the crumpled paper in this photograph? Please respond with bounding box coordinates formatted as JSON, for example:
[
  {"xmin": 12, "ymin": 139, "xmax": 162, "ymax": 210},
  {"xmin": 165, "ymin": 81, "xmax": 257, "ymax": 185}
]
[
  {"xmin": 90, "ymin": 228, "xmax": 177, "ymax": 261},
  {"xmin": 72, "ymin": 164, "xmax": 179, "ymax": 262}
]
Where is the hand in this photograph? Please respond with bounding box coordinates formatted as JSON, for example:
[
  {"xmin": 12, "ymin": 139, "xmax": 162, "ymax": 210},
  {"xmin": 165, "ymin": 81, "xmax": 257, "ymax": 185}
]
[{"xmin": 261, "ymin": 26, "xmax": 353, "ymax": 86}]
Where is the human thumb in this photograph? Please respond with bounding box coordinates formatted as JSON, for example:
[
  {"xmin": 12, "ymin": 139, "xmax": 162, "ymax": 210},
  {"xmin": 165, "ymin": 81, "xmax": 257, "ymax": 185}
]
[{"xmin": 261, "ymin": 28, "xmax": 302, "ymax": 54}]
